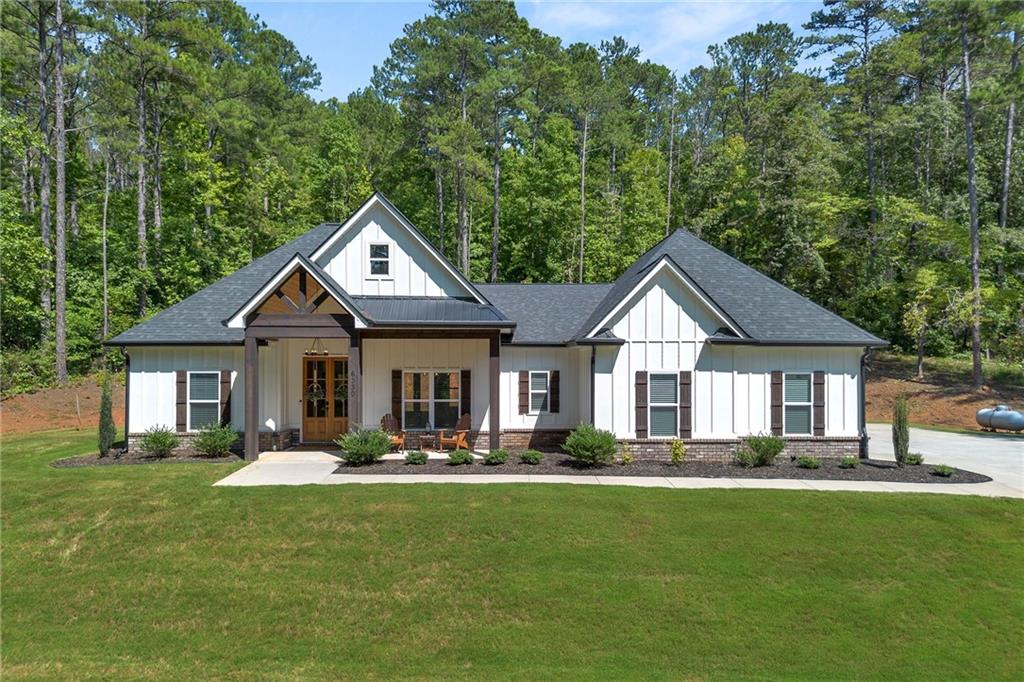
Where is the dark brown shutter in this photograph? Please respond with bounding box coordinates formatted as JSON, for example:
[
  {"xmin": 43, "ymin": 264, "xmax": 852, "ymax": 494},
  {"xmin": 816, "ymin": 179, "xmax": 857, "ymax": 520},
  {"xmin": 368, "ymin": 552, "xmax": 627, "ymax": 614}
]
[
  {"xmin": 635, "ymin": 371, "xmax": 648, "ymax": 439},
  {"xmin": 549, "ymin": 370, "xmax": 560, "ymax": 413},
  {"xmin": 812, "ymin": 371, "xmax": 825, "ymax": 437},
  {"xmin": 518, "ymin": 371, "xmax": 529, "ymax": 414},
  {"xmin": 220, "ymin": 370, "xmax": 231, "ymax": 426},
  {"xmin": 770, "ymin": 371, "xmax": 783, "ymax": 436},
  {"xmin": 176, "ymin": 370, "xmax": 187, "ymax": 432},
  {"xmin": 391, "ymin": 370, "xmax": 402, "ymax": 421},
  {"xmin": 679, "ymin": 371, "xmax": 692, "ymax": 439},
  {"xmin": 460, "ymin": 369, "xmax": 471, "ymax": 418}
]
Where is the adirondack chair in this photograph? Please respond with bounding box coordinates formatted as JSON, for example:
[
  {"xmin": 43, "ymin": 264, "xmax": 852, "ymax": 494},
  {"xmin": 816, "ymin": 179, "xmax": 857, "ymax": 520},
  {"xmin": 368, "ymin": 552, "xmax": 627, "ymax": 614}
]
[
  {"xmin": 380, "ymin": 414, "xmax": 406, "ymax": 452},
  {"xmin": 438, "ymin": 414, "xmax": 472, "ymax": 452}
]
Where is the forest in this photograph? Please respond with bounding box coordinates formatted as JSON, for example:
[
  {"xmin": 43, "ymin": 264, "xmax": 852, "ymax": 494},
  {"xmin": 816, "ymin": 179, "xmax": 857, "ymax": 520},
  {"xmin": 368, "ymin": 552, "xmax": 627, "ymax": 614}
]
[{"xmin": 1, "ymin": 0, "xmax": 1022, "ymax": 396}]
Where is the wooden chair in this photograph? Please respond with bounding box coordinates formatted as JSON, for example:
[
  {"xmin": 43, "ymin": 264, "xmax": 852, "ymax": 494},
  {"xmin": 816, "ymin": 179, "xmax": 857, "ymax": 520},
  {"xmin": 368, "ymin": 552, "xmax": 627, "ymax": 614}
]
[
  {"xmin": 438, "ymin": 414, "xmax": 472, "ymax": 452},
  {"xmin": 380, "ymin": 414, "xmax": 406, "ymax": 452}
]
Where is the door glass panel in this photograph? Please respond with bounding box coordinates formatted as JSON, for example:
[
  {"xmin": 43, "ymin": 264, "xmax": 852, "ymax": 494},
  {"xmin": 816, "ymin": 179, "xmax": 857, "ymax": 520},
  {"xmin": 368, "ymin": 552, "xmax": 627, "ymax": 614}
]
[
  {"xmin": 333, "ymin": 359, "xmax": 348, "ymax": 418},
  {"xmin": 305, "ymin": 360, "xmax": 327, "ymax": 418}
]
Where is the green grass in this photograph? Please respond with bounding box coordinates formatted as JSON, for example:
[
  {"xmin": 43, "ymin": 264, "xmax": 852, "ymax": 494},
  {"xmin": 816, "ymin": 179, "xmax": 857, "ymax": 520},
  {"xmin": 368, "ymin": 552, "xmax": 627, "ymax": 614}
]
[
  {"xmin": 3, "ymin": 430, "xmax": 1023, "ymax": 679},
  {"xmin": 873, "ymin": 351, "xmax": 1024, "ymax": 387}
]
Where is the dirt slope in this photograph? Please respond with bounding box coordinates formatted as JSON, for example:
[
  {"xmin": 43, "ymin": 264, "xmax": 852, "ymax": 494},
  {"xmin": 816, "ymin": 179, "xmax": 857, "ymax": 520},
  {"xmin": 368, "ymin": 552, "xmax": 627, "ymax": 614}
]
[{"xmin": 1, "ymin": 378, "xmax": 125, "ymax": 436}]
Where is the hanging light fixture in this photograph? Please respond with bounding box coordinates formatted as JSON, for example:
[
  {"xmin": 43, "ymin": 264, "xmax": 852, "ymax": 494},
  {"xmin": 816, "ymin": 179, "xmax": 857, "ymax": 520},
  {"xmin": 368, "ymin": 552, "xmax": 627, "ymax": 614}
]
[{"xmin": 304, "ymin": 338, "xmax": 328, "ymax": 356}]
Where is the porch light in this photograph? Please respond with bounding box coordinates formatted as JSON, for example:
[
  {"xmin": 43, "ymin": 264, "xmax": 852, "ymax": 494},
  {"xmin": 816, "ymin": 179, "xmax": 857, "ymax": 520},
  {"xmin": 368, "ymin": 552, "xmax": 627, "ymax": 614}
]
[{"xmin": 304, "ymin": 338, "xmax": 328, "ymax": 356}]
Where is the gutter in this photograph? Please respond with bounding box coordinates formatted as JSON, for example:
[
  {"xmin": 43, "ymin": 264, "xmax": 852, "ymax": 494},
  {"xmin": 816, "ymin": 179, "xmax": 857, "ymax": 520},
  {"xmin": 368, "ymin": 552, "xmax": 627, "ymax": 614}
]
[
  {"xmin": 859, "ymin": 346, "xmax": 871, "ymax": 459},
  {"xmin": 707, "ymin": 337, "xmax": 890, "ymax": 348}
]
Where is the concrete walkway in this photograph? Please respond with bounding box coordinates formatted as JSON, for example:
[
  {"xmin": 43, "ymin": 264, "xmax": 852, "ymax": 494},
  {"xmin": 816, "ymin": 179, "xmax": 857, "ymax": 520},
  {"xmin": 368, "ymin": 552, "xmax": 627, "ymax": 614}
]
[{"xmin": 213, "ymin": 449, "xmax": 1021, "ymax": 498}]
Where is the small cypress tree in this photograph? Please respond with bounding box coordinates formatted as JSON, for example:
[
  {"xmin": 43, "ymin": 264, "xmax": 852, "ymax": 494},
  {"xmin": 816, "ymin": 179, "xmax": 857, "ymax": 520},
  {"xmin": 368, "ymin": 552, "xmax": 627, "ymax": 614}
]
[
  {"xmin": 98, "ymin": 372, "xmax": 116, "ymax": 457},
  {"xmin": 892, "ymin": 394, "xmax": 910, "ymax": 468}
]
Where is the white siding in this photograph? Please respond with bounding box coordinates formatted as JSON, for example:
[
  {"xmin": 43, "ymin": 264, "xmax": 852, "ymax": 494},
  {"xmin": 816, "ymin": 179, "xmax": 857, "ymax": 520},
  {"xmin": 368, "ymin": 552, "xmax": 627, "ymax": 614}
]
[
  {"xmin": 499, "ymin": 346, "xmax": 588, "ymax": 429},
  {"xmin": 315, "ymin": 203, "xmax": 471, "ymax": 298}
]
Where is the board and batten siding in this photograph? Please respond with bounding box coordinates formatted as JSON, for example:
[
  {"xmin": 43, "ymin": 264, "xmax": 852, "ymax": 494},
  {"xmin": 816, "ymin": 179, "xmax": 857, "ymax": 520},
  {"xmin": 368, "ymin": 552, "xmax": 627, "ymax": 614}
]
[
  {"xmin": 592, "ymin": 268, "xmax": 861, "ymax": 439},
  {"xmin": 314, "ymin": 203, "xmax": 470, "ymax": 298},
  {"xmin": 499, "ymin": 346, "xmax": 589, "ymax": 429}
]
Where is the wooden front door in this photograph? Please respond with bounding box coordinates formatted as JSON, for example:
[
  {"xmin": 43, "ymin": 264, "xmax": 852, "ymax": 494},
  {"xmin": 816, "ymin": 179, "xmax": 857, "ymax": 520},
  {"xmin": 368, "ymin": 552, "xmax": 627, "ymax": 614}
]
[{"xmin": 302, "ymin": 357, "xmax": 348, "ymax": 442}]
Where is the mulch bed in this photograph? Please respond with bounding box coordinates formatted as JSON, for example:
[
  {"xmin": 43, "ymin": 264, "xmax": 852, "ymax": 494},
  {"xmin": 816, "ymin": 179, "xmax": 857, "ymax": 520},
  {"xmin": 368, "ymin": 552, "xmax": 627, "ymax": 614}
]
[
  {"xmin": 334, "ymin": 452, "xmax": 990, "ymax": 484},
  {"xmin": 52, "ymin": 453, "xmax": 241, "ymax": 468}
]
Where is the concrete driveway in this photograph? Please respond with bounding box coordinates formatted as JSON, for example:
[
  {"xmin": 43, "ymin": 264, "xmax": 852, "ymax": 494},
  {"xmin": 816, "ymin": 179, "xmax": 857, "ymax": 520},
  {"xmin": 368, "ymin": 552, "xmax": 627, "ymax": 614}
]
[{"xmin": 867, "ymin": 423, "xmax": 1023, "ymax": 495}]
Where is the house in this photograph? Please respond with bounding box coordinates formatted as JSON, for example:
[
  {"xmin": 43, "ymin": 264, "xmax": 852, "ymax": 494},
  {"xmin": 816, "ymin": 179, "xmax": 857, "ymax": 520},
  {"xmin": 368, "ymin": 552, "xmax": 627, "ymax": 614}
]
[{"xmin": 107, "ymin": 193, "xmax": 887, "ymax": 461}]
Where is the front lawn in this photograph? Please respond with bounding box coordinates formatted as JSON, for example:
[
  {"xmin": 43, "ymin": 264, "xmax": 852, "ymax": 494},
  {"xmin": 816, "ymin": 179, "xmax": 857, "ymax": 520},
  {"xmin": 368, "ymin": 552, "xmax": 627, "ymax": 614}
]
[{"xmin": 2, "ymin": 430, "xmax": 1022, "ymax": 679}]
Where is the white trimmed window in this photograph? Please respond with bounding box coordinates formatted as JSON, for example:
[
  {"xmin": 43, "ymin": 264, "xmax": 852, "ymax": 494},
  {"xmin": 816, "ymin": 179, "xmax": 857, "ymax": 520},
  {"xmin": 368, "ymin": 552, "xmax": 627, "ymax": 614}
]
[
  {"xmin": 368, "ymin": 242, "xmax": 391, "ymax": 278},
  {"xmin": 784, "ymin": 373, "xmax": 812, "ymax": 435},
  {"xmin": 649, "ymin": 373, "xmax": 678, "ymax": 438},
  {"xmin": 403, "ymin": 370, "xmax": 460, "ymax": 430},
  {"xmin": 188, "ymin": 372, "xmax": 220, "ymax": 430},
  {"xmin": 529, "ymin": 371, "xmax": 549, "ymax": 414}
]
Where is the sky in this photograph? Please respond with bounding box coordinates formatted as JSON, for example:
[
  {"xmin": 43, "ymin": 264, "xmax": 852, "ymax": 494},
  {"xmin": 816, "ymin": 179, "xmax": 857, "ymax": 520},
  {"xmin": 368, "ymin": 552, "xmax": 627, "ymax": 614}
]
[{"xmin": 238, "ymin": 1, "xmax": 827, "ymax": 102}]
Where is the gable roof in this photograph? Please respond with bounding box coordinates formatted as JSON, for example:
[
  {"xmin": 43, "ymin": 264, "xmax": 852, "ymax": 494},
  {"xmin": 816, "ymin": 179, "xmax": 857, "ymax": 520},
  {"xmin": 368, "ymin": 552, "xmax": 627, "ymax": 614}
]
[
  {"xmin": 576, "ymin": 230, "xmax": 886, "ymax": 347},
  {"xmin": 476, "ymin": 284, "xmax": 613, "ymax": 344}
]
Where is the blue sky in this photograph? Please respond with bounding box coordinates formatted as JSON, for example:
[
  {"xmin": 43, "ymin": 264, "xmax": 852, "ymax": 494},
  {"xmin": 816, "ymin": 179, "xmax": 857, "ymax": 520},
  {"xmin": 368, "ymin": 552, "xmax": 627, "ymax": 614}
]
[{"xmin": 238, "ymin": 1, "xmax": 826, "ymax": 102}]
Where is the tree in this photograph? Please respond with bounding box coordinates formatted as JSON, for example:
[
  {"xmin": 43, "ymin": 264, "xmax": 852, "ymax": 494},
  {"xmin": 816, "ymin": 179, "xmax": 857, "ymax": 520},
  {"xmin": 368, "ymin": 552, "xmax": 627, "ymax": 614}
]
[{"xmin": 98, "ymin": 369, "xmax": 116, "ymax": 456}]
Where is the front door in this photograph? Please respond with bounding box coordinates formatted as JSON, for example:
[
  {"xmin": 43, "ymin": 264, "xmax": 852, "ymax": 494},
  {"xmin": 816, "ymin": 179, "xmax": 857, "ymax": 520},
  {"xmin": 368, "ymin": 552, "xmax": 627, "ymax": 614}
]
[{"xmin": 302, "ymin": 356, "xmax": 348, "ymax": 442}]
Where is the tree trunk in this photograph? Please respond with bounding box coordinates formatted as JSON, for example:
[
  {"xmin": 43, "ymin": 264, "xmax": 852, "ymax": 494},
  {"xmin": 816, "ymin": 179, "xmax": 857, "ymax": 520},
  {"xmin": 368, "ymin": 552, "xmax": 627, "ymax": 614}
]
[
  {"xmin": 863, "ymin": 20, "xmax": 877, "ymax": 226},
  {"xmin": 37, "ymin": 4, "xmax": 52, "ymax": 341},
  {"xmin": 578, "ymin": 113, "xmax": 589, "ymax": 283},
  {"xmin": 152, "ymin": 104, "xmax": 163, "ymax": 243},
  {"xmin": 916, "ymin": 327, "xmax": 926, "ymax": 380},
  {"xmin": 489, "ymin": 106, "xmax": 501, "ymax": 283},
  {"xmin": 960, "ymin": 16, "xmax": 983, "ymax": 390},
  {"xmin": 457, "ymin": 91, "xmax": 470, "ymax": 275},
  {"xmin": 136, "ymin": 79, "xmax": 147, "ymax": 317},
  {"xmin": 53, "ymin": 0, "xmax": 67, "ymax": 385},
  {"xmin": 102, "ymin": 156, "xmax": 110, "ymax": 340},
  {"xmin": 434, "ymin": 164, "xmax": 445, "ymax": 257},
  {"xmin": 999, "ymin": 30, "xmax": 1020, "ymax": 229},
  {"xmin": 665, "ymin": 84, "xmax": 676, "ymax": 236}
]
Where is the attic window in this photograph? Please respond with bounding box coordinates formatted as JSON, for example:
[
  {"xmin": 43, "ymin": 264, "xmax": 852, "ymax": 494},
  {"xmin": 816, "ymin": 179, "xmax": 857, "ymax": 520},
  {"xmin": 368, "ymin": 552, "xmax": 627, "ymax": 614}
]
[{"xmin": 369, "ymin": 243, "xmax": 391, "ymax": 278}]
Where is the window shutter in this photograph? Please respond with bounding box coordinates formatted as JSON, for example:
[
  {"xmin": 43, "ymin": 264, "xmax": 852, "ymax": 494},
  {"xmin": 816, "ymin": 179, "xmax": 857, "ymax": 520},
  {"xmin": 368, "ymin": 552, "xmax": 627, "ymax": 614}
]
[
  {"xmin": 219, "ymin": 370, "xmax": 231, "ymax": 426},
  {"xmin": 679, "ymin": 371, "xmax": 692, "ymax": 438},
  {"xmin": 175, "ymin": 370, "xmax": 187, "ymax": 432},
  {"xmin": 812, "ymin": 371, "xmax": 825, "ymax": 436},
  {"xmin": 549, "ymin": 370, "xmax": 560, "ymax": 413},
  {"xmin": 518, "ymin": 371, "xmax": 528, "ymax": 414},
  {"xmin": 461, "ymin": 369, "xmax": 471, "ymax": 418},
  {"xmin": 391, "ymin": 370, "xmax": 402, "ymax": 421},
  {"xmin": 770, "ymin": 371, "xmax": 783, "ymax": 436},
  {"xmin": 635, "ymin": 371, "xmax": 648, "ymax": 439}
]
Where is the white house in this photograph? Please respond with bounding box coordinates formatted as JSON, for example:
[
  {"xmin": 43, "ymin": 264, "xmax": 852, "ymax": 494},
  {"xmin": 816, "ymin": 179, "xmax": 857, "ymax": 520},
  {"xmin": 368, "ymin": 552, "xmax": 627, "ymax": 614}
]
[{"xmin": 108, "ymin": 193, "xmax": 887, "ymax": 460}]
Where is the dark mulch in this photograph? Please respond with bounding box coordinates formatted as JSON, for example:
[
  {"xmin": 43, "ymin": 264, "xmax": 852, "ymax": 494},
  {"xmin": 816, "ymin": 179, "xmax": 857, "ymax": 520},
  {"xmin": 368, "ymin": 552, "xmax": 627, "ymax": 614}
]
[
  {"xmin": 334, "ymin": 452, "xmax": 990, "ymax": 484},
  {"xmin": 52, "ymin": 453, "xmax": 241, "ymax": 468}
]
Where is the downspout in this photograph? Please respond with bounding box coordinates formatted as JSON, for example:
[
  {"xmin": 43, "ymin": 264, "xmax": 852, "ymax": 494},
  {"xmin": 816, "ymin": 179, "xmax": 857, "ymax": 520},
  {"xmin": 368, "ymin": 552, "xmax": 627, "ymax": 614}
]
[
  {"xmin": 590, "ymin": 346, "xmax": 596, "ymax": 424},
  {"xmin": 121, "ymin": 346, "xmax": 130, "ymax": 454},
  {"xmin": 859, "ymin": 347, "xmax": 871, "ymax": 459}
]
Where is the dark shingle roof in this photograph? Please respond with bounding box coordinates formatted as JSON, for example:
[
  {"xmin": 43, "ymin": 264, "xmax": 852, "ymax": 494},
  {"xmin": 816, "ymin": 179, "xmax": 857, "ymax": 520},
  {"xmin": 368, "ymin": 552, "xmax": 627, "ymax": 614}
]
[
  {"xmin": 575, "ymin": 230, "xmax": 886, "ymax": 346},
  {"xmin": 353, "ymin": 296, "xmax": 512, "ymax": 326},
  {"xmin": 476, "ymin": 284, "xmax": 613, "ymax": 344}
]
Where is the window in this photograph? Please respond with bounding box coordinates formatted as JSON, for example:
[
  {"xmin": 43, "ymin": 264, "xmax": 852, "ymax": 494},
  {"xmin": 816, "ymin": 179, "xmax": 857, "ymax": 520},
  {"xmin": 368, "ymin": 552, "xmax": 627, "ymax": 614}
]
[
  {"xmin": 403, "ymin": 370, "xmax": 460, "ymax": 430},
  {"xmin": 188, "ymin": 372, "xmax": 220, "ymax": 430},
  {"xmin": 648, "ymin": 373, "xmax": 678, "ymax": 438},
  {"xmin": 369, "ymin": 243, "xmax": 390, "ymax": 278},
  {"xmin": 784, "ymin": 373, "xmax": 812, "ymax": 435},
  {"xmin": 529, "ymin": 371, "xmax": 549, "ymax": 414}
]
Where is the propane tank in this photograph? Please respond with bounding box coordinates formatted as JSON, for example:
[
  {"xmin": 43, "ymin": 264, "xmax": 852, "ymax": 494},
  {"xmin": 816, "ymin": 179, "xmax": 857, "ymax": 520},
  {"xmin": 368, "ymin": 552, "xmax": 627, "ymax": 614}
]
[{"xmin": 976, "ymin": 405, "xmax": 1024, "ymax": 432}]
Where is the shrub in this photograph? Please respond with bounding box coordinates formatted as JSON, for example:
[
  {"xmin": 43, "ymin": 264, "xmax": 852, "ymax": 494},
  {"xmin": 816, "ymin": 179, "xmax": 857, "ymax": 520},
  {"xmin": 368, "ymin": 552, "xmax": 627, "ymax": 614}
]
[
  {"xmin": 519, "ymin": 449, "xmax": 543, "ymax": 465},
  {"xmin": 193, "ymin": 423, "xmax": 238, "ymax": 457},
  {"xmin": 98, "ymin": 372, "xmax": 116, "ymax": 457},
  {"xmin": 620, "ymin": 442, "xmax": 634, "ymax": 465},
  {"xmin": 892, "ymin": 394, "xmax": 910, "ymax": 467},
  {"xmin": 670, "ymin": 438, "xmax": 686, "ymax": 466},
  {"xmin": 483, "ymin": 448, "xmax": 509, "ymax": 465},
  {"xmin": 839, "ymin": 456, "xmax": 859, "ymax": 469},
  {"xmin": 735, "ymin": 434, "xmax": 785, "ymax": 468},
  {"xmin": 139, "ymin": 426, "xmax": 179, "ymax": 458},
  {"xmin": 931, "ymin": 464, "xmax": 954, "ymax": 478},
  {"xmin": 448, "ymin": 449, "xmax": 474, "ymax": 465},
  {"xmin": 335, "ymin": 428, "xmax": 390, "ymax": 466},
  {"xmin": 562, "ymin": 424, "xmax": 617, "ymax": 466},
  {"xmin": 404, "ymin": 451, "xmax": 427, "ymax": 465},
  {"xmin": 797, "ymin": 455, "xmax": 821, "ymax": 469},
  {"xmin": 906, "ymin": 453, "xmax": 925, "ymax": 466}
]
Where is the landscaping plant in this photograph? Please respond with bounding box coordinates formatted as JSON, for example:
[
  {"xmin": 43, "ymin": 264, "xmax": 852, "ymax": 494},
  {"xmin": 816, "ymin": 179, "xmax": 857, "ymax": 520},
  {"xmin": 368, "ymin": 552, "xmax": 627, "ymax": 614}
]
[
  {"xmin": 483, "ymin": 448, "xmax": 509, "ymax": 465},
  {"xmin": 797, "ymin": 456, "xmax": 821, "ymax": 469},
  {"xmin": 906, "ymin": 453, "xmax": 925, "ymax": 465},
  {"xmin": 193, "ymin": 423, "xmax": 238, "ymax": 457},
  {"xmin": 735, "ymin": 434, "xmax": 785, "ymax": 468},
  {"xmin": 620, "ymin": 442, "xmax": 634, "ymax": 465},
  {"xmin": 139, "ymin": 426, "xmax": 179, "ymax": 458},
  {"xmin": 892, "ymin": 394, "xmax": 910, "ymax": 467},
  {"xmin": 335, "ymin": 428, "xmax": 391, "ymax": 466},
  {"xmin": 839, "ymin": 457, "xmax": 859, "ymax": 469},
  {"xmin": 404, "ymin": 451, "xmax": 428, "ymax": 465},
  {"xmin": 562, "ymin": 424, "xmax": 617, "ymax": 466},
  {"xmin": 931, "ymin": 464, "xmax": 954, "ymax": 478},
  {"xmin": 670, "ymin": 438, "xmax": 686, "ymax": 466},
  {"xmin": 98, "ymin": 372, "xmax": 116, "ymax": 457},
  {"xmin": 519, "ymin": 449, "xmax": 543, "ymax": 465},
  {"xmin": 448, "ymin": 450, "xmax": 474, "ymax": 465}
]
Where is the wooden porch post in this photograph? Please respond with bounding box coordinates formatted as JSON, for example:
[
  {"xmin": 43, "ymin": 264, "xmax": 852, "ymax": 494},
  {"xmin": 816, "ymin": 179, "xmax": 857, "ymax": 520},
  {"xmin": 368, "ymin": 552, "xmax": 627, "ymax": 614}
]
[
  {"xmin": 348, "ymin": 331, "xmax": 362, "ymax": 429},
  {"xmin": 489, "ymin": 333, "xmax": 500, "ymax": 450},
  {"xmin": 244, "ymin": 335, "xmax": 259, "ymax": 460}
]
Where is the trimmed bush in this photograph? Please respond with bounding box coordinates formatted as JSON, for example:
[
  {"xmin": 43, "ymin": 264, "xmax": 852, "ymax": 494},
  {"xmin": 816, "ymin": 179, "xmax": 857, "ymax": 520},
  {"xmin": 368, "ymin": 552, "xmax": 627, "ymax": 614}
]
[
  {"xmin": 735, "ymin": 434, "xmax": 784, "ymax": 468},
  {"xmin": 139, "ymin": 426, "xmax": 179, "ymax": 458},
  {"xmin": 483, "ymin": 448, "xmax": 509, "ymax": 465},
  {"xmin": 562, "ymin": 424, "xmax": 617, "ymax": 466},
  {"xmin": 335, "ymin": 428, "xmax": 390, "ymax": 466},
  {"xmin": 98, "ymin": 372, "xmax": 116, "ymax": 457},
  {"xmin": 931, "ymin": 464, "xmax": 954, "ymax": 478},
  {"xmin": 797, "ymin": 455, "xmax": 821, "ymax": 469},
  {"xmin": 193, "ymin": 423, "xmax": 238, "ymax": 457},
  {"xmin": 839, "ymin": 456, "xmax": 859, "ymax": 469},
  {"xmin": 404, "ymin": 451, "xmax": 428, "ymax": 465},
  {"xmin": 620, "ymin": 442, "xmax": 634, "ymax": 465},
  {"xmin": 906, "ymin": 453, "xmax": 925, "ymax": 466},
  {"xmin": 670, "ymin": 438, "xmax": 686, "ymax": 466},
  {"xmin": 519, "ymin": 449, "xmax": 543, "ymax": 465},
  {"xmin": 448, "ymin": 449, "xmax": 474, "ymax": 465},
  {"xmin": 892, "ymin": 394, "xmax": 910, "ymax": 467}
]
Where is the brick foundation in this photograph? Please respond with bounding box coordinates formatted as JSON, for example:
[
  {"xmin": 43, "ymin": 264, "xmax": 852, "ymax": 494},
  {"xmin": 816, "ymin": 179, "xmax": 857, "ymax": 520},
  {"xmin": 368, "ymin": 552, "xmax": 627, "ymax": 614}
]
[
  {"xmin": 127, "ymin": 428, "xmax": 298, "ymax": 456},
  {"xmin": 619, "ymin": 436, "xmax": 861, "ymax": 463}
]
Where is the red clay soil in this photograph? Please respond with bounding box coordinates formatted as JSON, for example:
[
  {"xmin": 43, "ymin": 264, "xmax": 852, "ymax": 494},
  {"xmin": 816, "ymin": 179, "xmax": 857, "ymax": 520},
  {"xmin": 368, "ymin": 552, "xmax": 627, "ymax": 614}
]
[
  {"xmin": 1, "ymin": 378, "xmax": 125, "ymax": 436},
  {"xmin": 865, "ymin": 356, "xmax": 1024, "ymax": 431}
]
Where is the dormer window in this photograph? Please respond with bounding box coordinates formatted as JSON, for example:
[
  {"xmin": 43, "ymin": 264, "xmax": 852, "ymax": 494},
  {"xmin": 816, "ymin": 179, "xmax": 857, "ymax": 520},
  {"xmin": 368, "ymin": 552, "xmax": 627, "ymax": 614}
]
[{"xmin": 369, "ymin": 243, "xmax": 391, "ymax": 278}]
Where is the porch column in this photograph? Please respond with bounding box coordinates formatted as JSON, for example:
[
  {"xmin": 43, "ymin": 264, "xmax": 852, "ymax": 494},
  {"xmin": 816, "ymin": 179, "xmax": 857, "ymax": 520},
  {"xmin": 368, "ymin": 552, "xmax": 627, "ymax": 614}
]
[
  {"xmin": 489, "ymin": 333, "xmax": 500, "ymax": 450},
  {"xmin": 244, "ymin": 335, "xmax": 259, "ymax": 460},
  {"xmin": 348, "ymin": 330, "xmax": 362, "ymax": 429}
]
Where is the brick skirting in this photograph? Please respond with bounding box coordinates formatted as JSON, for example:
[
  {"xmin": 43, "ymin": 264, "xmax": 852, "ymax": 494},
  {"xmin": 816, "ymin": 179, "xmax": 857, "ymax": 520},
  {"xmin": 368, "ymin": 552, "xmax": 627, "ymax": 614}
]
[
  {"xmin": 622, "ymin": 437, "xmax": 861, "ymax": 462},
  {"xmin": 127, "ymin": 428, "xmax": 298, "ymax": 455}
]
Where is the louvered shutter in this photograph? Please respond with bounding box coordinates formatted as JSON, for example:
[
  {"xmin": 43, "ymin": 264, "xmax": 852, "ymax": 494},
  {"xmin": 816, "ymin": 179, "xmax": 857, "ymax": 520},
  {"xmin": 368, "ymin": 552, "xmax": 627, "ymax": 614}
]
[
  {"xmin": 219, "ymin": 370, "xmax": 231, "ymax": 426},
  {"xmin": 812, "ymin": 371, "xmax": 825, "ymax": 436},
  {"xmin": 549, "ymin": 370, "xmax": 560, "ymax": 413},
  {"xmin": 679, "ymin": 371, "xmax": 692, "ymax": 438},
  {"xmin": 770, "ymin": 371, "xmax": 783, "ymax": 436},
  {"xmin": 391, "ymin": 370, "xmax": 402, "ymax": 421},
  {"xmin": 635, "ymin": 371, "xmax": 648, "ymax": 439},
  {"xmin": 176, "ymin": 370, "xmax": 187, "ymax": 432},
  {"xmin": 461, "ymin": 369, "xmax": 471, "ymax": 418},
  {"xmin": 518, "ymin": 371, "xmax": 528, "ymax": 414}
]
